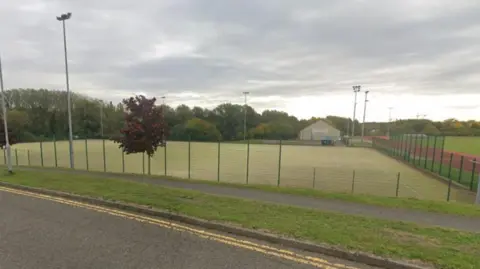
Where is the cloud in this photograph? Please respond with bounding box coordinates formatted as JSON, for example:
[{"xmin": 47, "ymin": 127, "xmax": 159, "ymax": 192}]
[{"xmin": 1, "ymin": 0, "xmax": 480, "ymax": 120}]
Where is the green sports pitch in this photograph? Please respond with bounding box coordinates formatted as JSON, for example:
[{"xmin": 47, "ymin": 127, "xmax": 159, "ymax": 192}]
[
  {"xmin": 444, "ymin": 136, "xmax": 480, "ymax": 156},
  {"xmin": 3, "ymin": 140, "xmax": 472, "ymax": 203}
]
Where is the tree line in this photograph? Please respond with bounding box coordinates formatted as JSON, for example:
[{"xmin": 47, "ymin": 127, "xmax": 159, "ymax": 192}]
[{"xmin": 1, "ymin": 89, "xmax": 479, "ymax": 144}]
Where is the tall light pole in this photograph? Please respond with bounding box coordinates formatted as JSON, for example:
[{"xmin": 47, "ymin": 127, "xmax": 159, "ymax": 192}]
[
  {"xmin": 0, "ymin": 56, "xmax": 12, "ymax": 173},
  {"xmin": 352, "ymin": 85, "xmax": 361, "ymax": 137},
  {"xmin": 387, "ymin": 107, "xmax": 393, "ymax": 137},
  {"xmin": 243, "ymin": 91, "xmax": 249, "ymax": 141},
  {"xmin": 361, "ymin": 90, "xmax": 370, "ymax": 142},
  {"xmin": 57, "ymin": 12, "xmax": 74, "ymax": 169}
]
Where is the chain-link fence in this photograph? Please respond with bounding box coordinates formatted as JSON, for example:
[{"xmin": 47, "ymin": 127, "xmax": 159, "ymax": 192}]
[
  {"xmin": 2, "ymin": 138, "xmax": 475, "ymax": 203},
  {"xmin": 373, "ymin": 135, "xmax": 478, "ymax": 202}
]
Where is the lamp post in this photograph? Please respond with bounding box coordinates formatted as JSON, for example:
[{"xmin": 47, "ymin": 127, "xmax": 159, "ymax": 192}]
[
  {"xmin": 0, "ymin": 56, "xmax": 12, "ymax": 173},
  {"xmin": 243, "ymin": 92, "xmax": 249, "ymax": 141},
  {"xmin": 57, "ymin": 12, "xmax": 74, "ymax": 169},
  {"xmin": 361, "ymin": 91, "xmax": 370, "ymax": 142},
  {"xmin": 351, "ymin": 85, "xmax": 361, "ymax": 137}
]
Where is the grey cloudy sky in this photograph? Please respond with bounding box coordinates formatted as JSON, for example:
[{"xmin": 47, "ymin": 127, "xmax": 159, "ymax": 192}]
[{"xmin": 1, "ymin": 0, "xmax": 480, "ymax": 121}]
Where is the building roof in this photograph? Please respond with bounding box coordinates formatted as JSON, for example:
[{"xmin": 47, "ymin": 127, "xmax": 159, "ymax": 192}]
[{"xmin": 300, "ymin": 119, "xmax": 339, "ymax": 133}]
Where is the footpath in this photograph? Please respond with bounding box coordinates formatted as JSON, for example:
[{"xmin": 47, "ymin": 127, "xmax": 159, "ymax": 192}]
[{"xmin": 12, "ymin": 167, "xmax": 480, "ymax": 233}]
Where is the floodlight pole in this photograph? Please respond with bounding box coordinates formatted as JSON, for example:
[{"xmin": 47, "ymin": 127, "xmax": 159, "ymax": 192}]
[
  {"xmin": 361, "ymin": 91, "xmax": 369, "ymax": 142},
  {"xmin": 243, "ymin": 92, "xmax": 249, "ymax": 141},
  {"xmin": 351, "ymin": 85, "xmax": 361, "ymax": 137},
  {"xmin": 57, "ymin": 12, "xmax": 74, "ymax": 169},
  {"xmin": 0, "ymin": 56, "xmax": 12, "ymax": 173}
]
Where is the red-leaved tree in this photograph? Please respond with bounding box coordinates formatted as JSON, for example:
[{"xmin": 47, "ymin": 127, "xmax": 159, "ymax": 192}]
[{"xmin": 111, "ymin": 95, "xmax": 166, "ymax": 156}]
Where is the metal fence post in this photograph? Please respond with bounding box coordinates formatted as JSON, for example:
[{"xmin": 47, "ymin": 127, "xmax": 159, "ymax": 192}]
[
  {"xmin": 15, "ymin": 149, "xmax": 18, "ymax": 166},
  {"xmin": 407, "ymin": 136, "xmax": 413, "ymax": 161},
  {"xmin": 399, "ymin": 135, "xmax": 404, "ymax": 158},
  {"xmin": 148, "ymin": 154, "xmax": 151, "ymax": 175},
  {"xmin": 188, "ymin": 137, "xmax": 191, "ymax": 179},
  {"xmin": 471, "ymin": 158, "xmax": 477, "ymax": 191},
  {"xmin": 413, "ymin": 136, "xmax": 418, "ymax": 164},
  {"xmin": 395, "ymin": 135, "xmax": 400, "ymax": 156},
  {"xmin": 246, "ymin": 139, "xmax": 250, "ymax": 184},
  {"xmin": 439, "ymin": 147, "xmax": 444, "ymax": 175},
  {"xmin": 447, "ymin": 153, "xmax": 453, "ymax": 179},
  {"xmin": 54, "ymin": 137, "xmax": 58, "ymax": 167},
  {"xmin": 447, "ymin": 176, "xmax": 452, "ymax": 202},
  {"xmin": 85, "ymin": 139, "xmax": 89, "ymax": 171},
  {"xmin": 217, "ymin": 141, "xmax": 221, "ymax": 182},
  {"xmin": 27, "ymin": 150, "xmax": 31, "ymax": 166},
  {"xmin": 142, "ymin": 152, "xmax": 145, "ymax": 175},
  {"xmin": 392, "ymin": 135, "xmax": 396, "ymax": 156},
  {"xmin": 396, "ymin": 172, "xmax": 400, "ymax": 197},
  {"xmin": 424, "ymin": 136, "xmax": 429, "ymax": 169},
  {"xmin": 3, "ymin": 149, "xmax": 5, "ymax": 165},
  {"xmin": 164, "ymin": 143, "xmax": 167, "ymax": 176},
  {"xmin": 351, "ymin": 170, "xmax": 356, "ymax": 194},
  {"xmin": 277, "ymin": 140, "xmax": 282, "ymax": 187},
  {"xmin": 121, "ymin": 150, "xmax": 125, "ymax": 173},
  {"xmin": 418, "ymin": 137, "xmax": 424, "ymax": 166},
  {"xmin": 458, "ymin": 156, "xmax": 464, "ymax": 183},
  {"xmin": 431, "ymin": 136, "xmax": 437, "ymax": 171},
  {"xmin": 102, "ymin": 139, "xmax": 107, "ymax": 172},
  {"xmin": 312, "ymin": 167, "xmax": 316, "ymax": 188},
  {"xmin": 40, "ymin": 140, "xmax": 44, "ymax": 167}
]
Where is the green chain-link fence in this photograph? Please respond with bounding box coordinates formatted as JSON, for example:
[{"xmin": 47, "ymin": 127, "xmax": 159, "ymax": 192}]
[{"xmin": 373, "ymin": 135, "xmax": 477, "ymax": 202}]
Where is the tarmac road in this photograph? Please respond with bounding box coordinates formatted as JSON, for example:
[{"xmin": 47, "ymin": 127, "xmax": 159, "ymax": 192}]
[{"xmin": 0, "ymin": 187, "xmax": 378, "ymax": 269}]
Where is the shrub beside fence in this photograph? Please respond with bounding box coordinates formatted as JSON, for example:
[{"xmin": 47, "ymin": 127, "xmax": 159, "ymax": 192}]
[{"xmin": 372, "ymin": 135, "xmax": 479, "ymax": 193}]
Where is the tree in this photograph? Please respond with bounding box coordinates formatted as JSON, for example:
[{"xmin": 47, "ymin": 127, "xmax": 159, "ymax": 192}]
[
  {"xmin": 421, "ymin": 122, "xmax": 441, "ymax": 135},
  {"xmin": 0, "ymin": 117, "xmax": 16, "ymax": 149},
  {"xmin": 111, "ymin": 95, "xmax": 166, "ymax": 156},
  {"xmin": 185, "ymin": 118, "xmax": 221, "ymax": 141},
  {"xmin": 249, "ymin": 123, "xmax": 272, "ymax": 139}
]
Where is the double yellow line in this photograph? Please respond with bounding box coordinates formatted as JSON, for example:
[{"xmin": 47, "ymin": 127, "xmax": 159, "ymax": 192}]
[{"xmin": 0, "ymin": 187, "xmax": 359, "ymax": 269}]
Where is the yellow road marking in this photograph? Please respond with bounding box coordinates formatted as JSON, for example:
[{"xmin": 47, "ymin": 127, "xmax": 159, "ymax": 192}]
[{"xmin": 0, "ymin": 186, "xmax": 360, "ymax": 269}]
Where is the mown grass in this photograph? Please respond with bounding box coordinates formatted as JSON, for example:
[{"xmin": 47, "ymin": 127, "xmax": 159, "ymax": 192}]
[
  {"xmin": 445, "ymin": 136, "xmax": 480, "ymax": 155},
  {"xmin": 4, "ymin": 165, "xmax": 480, "ymax": 217},
  {"xmin": 1, "ymin": 170, "xmax": 480, "ymax": 269}
]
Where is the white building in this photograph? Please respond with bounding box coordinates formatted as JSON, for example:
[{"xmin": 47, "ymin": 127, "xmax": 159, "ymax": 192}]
[{"xmin": 298, "ymin": 120, "xmax": 341, "ymax": 141}]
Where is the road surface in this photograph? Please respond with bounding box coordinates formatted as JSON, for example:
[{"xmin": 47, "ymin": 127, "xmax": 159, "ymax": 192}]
[{"xmin": 0, "ymin": 187, "xmax": 377, "ymax": 269}]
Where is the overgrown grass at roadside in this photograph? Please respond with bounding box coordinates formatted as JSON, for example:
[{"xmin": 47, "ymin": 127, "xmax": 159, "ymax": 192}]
[{"xmin": 1, "ymin": 170, "xmax": 479, "ymax": 269}]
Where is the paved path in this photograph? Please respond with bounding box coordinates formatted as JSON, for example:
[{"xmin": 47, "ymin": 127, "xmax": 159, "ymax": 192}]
[
  {"xmin": 12, "ymin": 167, "xmax": 480, "ymax": 232},
  {"xmin": 0, "ymin": 187, "xmax": 376, "ymax": 269}
]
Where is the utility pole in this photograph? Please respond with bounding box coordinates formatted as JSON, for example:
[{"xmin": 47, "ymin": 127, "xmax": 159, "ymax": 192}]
[
  {"xmin": 361, "ymin": 90, "xmax": 370, "ymax": 142},
  {"xmin": 0, "ymin": 56, "xmax": 12, "ymax": 173},
  {"xmin": 352, "ymin": 85, "xmax": 361, "ymax": 137},
  {"xmin": 387, "ymin": 107, "xmax": 393, "ymax": 137},
  {"xmin": 57, "ymin": 12, "xmax": 74, "ymax": 169},
  {"xmin": 243, "ymin": 92, "xmax": 249, "ymax": 141}
]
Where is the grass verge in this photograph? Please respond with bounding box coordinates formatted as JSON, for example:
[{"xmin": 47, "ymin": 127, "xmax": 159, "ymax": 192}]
[
  {"xmin": 5, "ymin": 165, "xmax": 480, "ymax": 217},
  {"xmin": 1, "ymin": 170, "xmax": 480, "ymax": 269}
]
